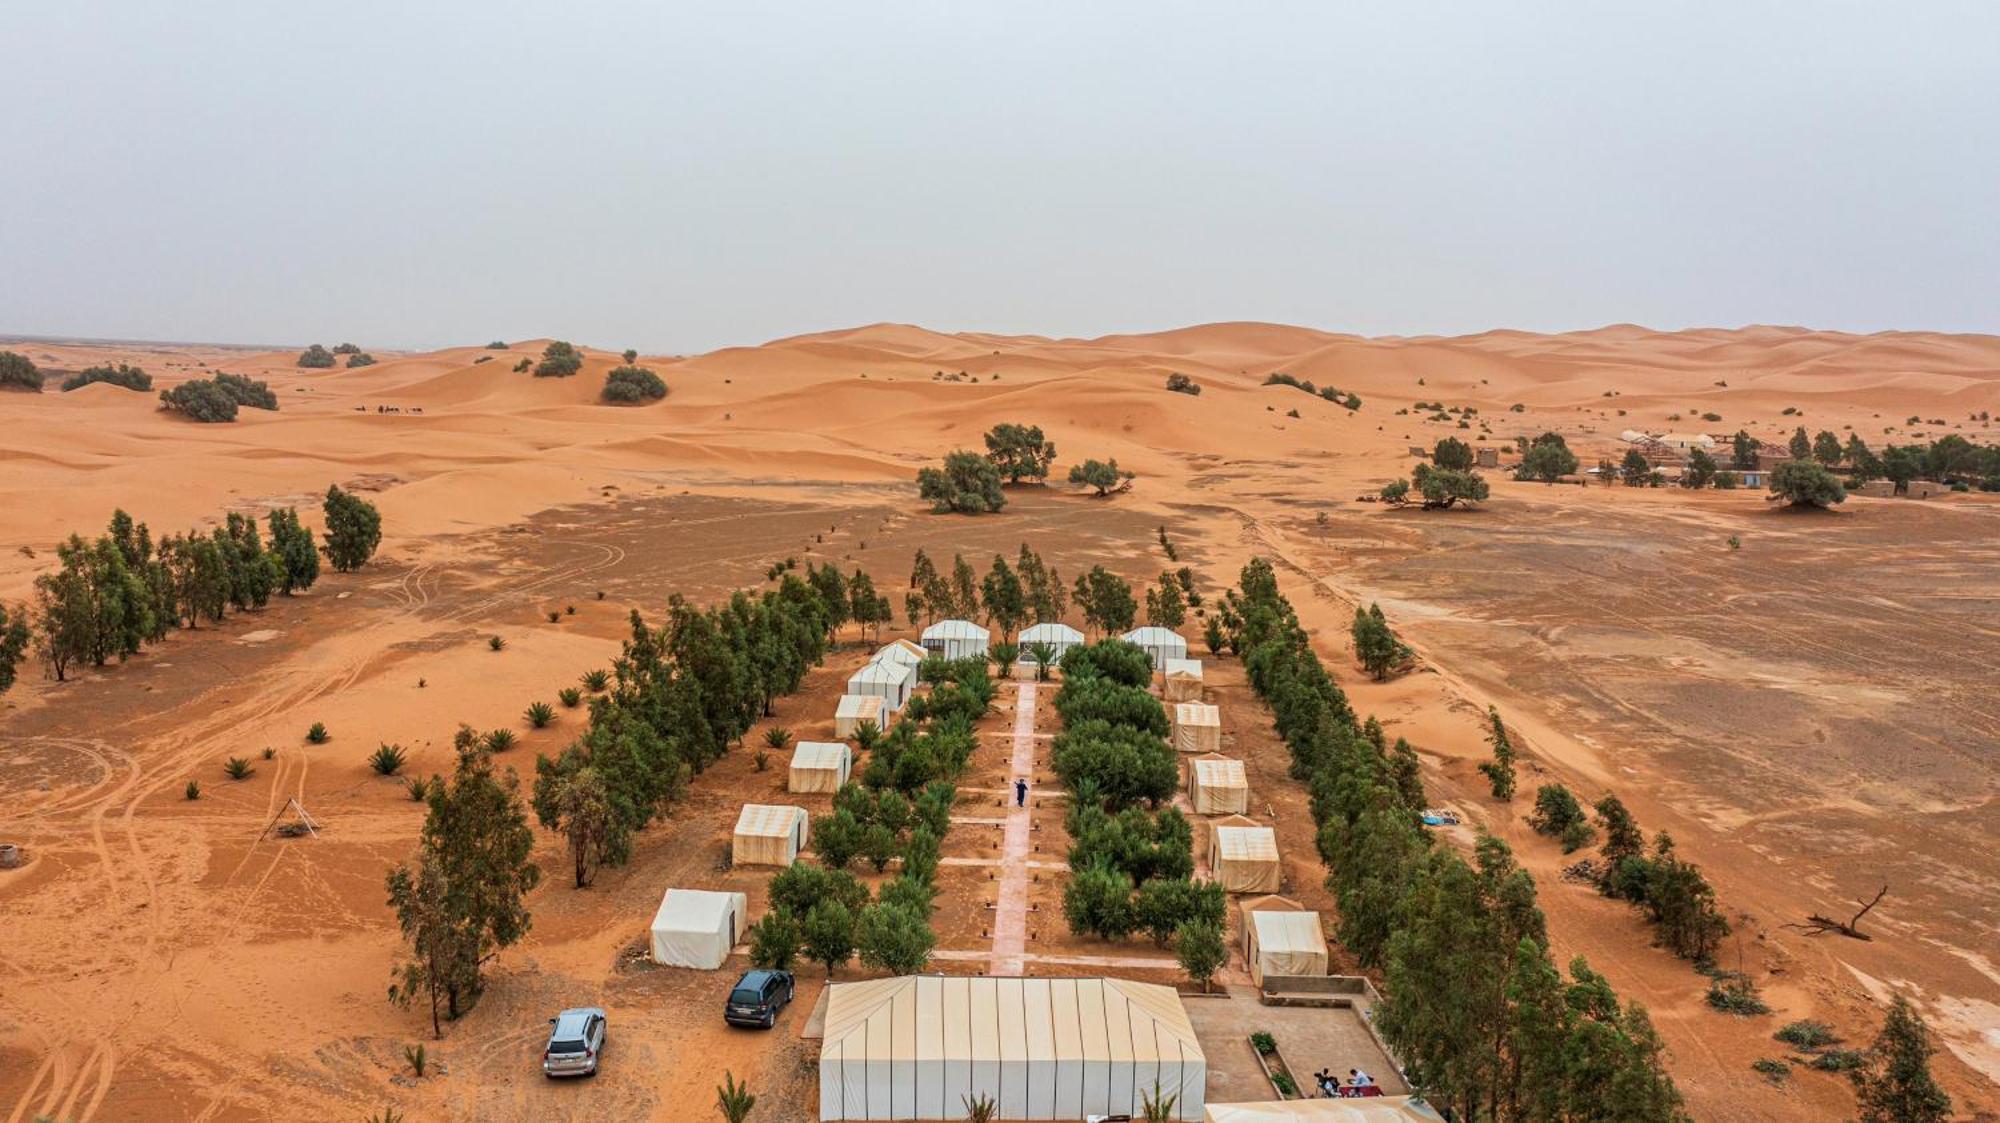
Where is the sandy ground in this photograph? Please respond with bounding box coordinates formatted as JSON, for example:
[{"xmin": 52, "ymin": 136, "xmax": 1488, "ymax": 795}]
[{"xmin": 1, "ymin": 323, "xmax": 1997, "ymax": 1121}]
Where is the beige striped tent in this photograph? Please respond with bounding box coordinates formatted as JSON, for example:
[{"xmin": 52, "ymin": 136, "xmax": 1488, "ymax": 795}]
[
  {"xmin": 1186, "ymin": 754, "xmax": 1248, "ymax": 816},
  {"xmin": 1171, "ymin": 702, "xmax": 1222, "ymax": 754},
  {"xmin": 788, "ymin": 741, "xmax": 852, "ymax": 794},
  {"xmin": 834, "ymin": 693, "xmax": 886, "ymax": 739},
  {"xmin": 1205, "ymin": 815, "xmax": 1280, "ymax": 893},
  {"xmin": 1163, "ymin": 657, "xmax": 1204, "ymax": 702},
  {"xmin": 731, "ymin": 804, "xmax": 810, "ymax": 867}
]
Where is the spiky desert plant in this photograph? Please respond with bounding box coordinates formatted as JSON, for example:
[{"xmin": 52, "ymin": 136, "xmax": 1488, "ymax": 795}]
[
  {"xmin": 762, "ymin": 726, "xmax": 792, "ymax": 750},
  {"xmin": 404, "ymin": 776, "xmax": 430, "ymax": 802},
  {"xmin": 223, "ymin": 756, "xmax": 254, "ymax": 781},
  {"xmin": 558, "ymin": 687, "xmax": 583, "ymax": 708},
  {"xmin": 565, "ymin": 604, "xmax": 576, "ymax": 615},
  {"xmin": 853, "ymin": 719, "xmax": 881, "ymax": 751},
  {"xmin": 488, "ymin": 635, "xmax": 506, "ymax": 651},
  {"xmin": 1141, "ymin": 1082, "xmax": 1179, "ymax": 1122},
  {"xmin": 525, "ymin": 702, "xmax": 556, "ymax": 728},
  {"xmin": 753, "ymin": 750, "xmax": 771, "ymax": 772},
  {"xmin": 716, "ymin": 1072, "xmax": 756, "ymax": 1123},
  {"xmin": 261, "ymin": 746, "xmax": 276, "ymax": 761},
  {"xmin": 962, "ymin": 1092, "xmax": 998, "ymax": 1123},
  {"xmin": 306, "ymin": 722, "xmax": 330, "ymax": 744},
  {"xmin": 546, "ymin": 610, "xmax": 560, "ymax": 623},
  {"xmin": 1026, "ymin": 641, "xmax": 1057, "ymax": 681},
  {"xmin": 365, "ymin": 1109, "xmax": 405, "ymax": 1123},
  {"xmin": 404, "ymin": 1042, "xmax": 427, "ymax": 1077},
  {"xmin": 184, "ymin": 780, "xmax": 201, "ymax": 800},
  {"xmin": 369, "ymin": 743, "xmax": 409, "ymax": 776},
  {"xmin": 582, "ymin": 668, "xmax": 609, "ymax": 692},
  {"xmin": 484, "ymin": 728, "xmax": 518, "ymax": 752}
]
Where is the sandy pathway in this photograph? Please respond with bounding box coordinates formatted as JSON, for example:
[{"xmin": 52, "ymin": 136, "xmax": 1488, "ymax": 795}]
[{"xmin": 987, "ymin": 681, "xmax": 1039, "ymax": 977}]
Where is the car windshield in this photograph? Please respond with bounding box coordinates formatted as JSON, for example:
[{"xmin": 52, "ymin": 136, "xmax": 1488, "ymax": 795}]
[
  {"xmin": 729, "ymin": 988, "xmax": 763, "ymax": 1005},
  {"xmin": 548, "ymin": 1037, "xmax": 587, "ymax": 1054}
]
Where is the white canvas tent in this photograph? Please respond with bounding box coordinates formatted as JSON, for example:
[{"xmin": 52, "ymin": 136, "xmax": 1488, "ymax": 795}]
[
  {"xmin": 835, "ymin": 693, "xmax": 887, "ymax": 739},
  {"xmin": 649, "ymin": 888, "xmax": 747, "ymax": 969},
  {"xmin": 1121, "ymin": 626, "xmax": 1190, "ymax": 670},
  {"xmin": 1187, "ymin": 754, "xmax": 1248, "ymax": 816},
  {"xmin": 1206, "ymin": 816, "xmax": 1280, "ymax": 894},
  {"xmin": 1016, "ymin": 622, "xmax": 1086, "ymax": 662},
  {"xmin": 920, "ymin": 619, "xmax": 991, "ymax": 661},
  {"xmin": 1172, "ymin": 702, "xmax": 1222, "ymax": 754},
  {"xmin": 872, "ymin": 639, "xmax": 927, "ymax": 676},
  {"xmin": 1163, "ymin": 657, "xmax": 1204, "ymax": 702},
  {"xmin": 789, "ymin": 741, "xmax": 852, "ymax": 794},
  {"xmin": 1241, "ymin": 899, "xmax": 1329, "ymax": 985},
  {"xmin": 847, "ymin": 660, "xmax": 915, "ymax": 714},
  {"xmin": 732, "ymin": 804, "xmax": 810, "ymax": 867},
  {"xmin": 818, "ymin": 975, "xmax": 1206, "ymax": 1122}
]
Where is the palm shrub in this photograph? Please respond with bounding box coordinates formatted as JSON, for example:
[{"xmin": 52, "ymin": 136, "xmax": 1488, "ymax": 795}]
[
  {"xmin": 404, "ymin": 1042, "xmax": 427, "ymax": 1077},
  {"xmin": 369, "ymin": 743, "xmax": 409, "ymax": 776},
  {"xmin": 1140, "ymin": 1083, "xmax": 1180, "ymax": 1123},
  {"xmin": 484, "ymin": 728, "xmax": 518, "ymax": 752},
  {"xmin": 716, "ymin": 1072, "xmax": 756, "ymax": 1123},
  {"xmin": 853, "ymin": 719, "xmax": 881, "ymax": 751},
  {"xmin": 405, "ymin": 777, "xmax": 430, "ymax": 801},
  {"xmin": 365, "ymin": 1109, "xmax": 405, "ymax": 1123},
  {"xmin": 990, "ymin": 641, "xmax": 1019, "ymax": 669},
  {"xmin": 558, "ymin": 687, "xmax": 582, "ymax": 708},
  {"xmin": 223, "ymin": 756, "xmax": 254, "ymax": 781},
  {"xmin": 525, "ymin": 702, "xmax": 556, "ymax": 728},
  {"xmin": 962, "ymin": 1092, "xmax": 998, "ymax": 1123},
  {"xmin": 581, "ymin": 668, "xmax": 609, "ymax": 692},
  {"xmin": 306, "ymin": 722, "xmax": 330, "ymax": 744},
  {"xmin": 488, "ymin": 635, "xmax": 506, "ymax": 652},
  {"xmin": 1026, "ymin": 641, "xmax": 1056, "ymax": 681},
  {"xmin": 762, "ymin": 726, "xmax": 792, "ymax": 750},
  {"xmin": 185, "ymin": 780, "xmax": 201, "ymax": 800},
  {"xmin": 261, "ymin": 747, "xmax": 276, "ymax": 760}
]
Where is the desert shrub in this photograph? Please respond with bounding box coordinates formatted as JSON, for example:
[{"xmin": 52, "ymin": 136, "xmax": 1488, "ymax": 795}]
[
  {"xmin": 332, "ymin": 343, "xmax": 361, "ymax": 355},
  {"xmin": 483, "ymin": 728, "xmax": 517, "ymax": 752},
  {"xmin": 1752, "ymin": 1058, "xmax": 1790, "ymax": 1084},
  {"xmin": 488, "ymin": 635, "xmax": 506, "ymax": 651},
  {"xmin": 1380, "ymin": 479, "xmax": 1411, "ymax": 505},
  {"xmin": 1068, "ymin": 458, "xmax": 1132, "ymax": 496},
  {"xmin": 62, "ymin": 363, "xmax": 152, "ymax": 392},
  {"xmin": 321, "ymin": 484, "xmax": 382, "ymax": 571},
  {"xmin": 581, "ymin": 668, "xmax": 609, "ymax": 692},
  {"xmin": 306, "ymin": 722, "xmax": 330, "ymax": 744},
  {"xmin": 1529, "ymin": 784, "xmax": 1588, "ymax": 838},
  {"xmin": 405, "ymin": 777, "xmax": 430, "ymax": 801},
  {"xmin": 1706, "ymin": 972, "xmax": 1769, "ymax": 1016},
  {"xmin": 213, "ymin": 370, "xmax": 278, "ymax": 409},
  {"xmin": 369, "ymin": 743, "xmax": 408, "ymax": 775},
  {"xmin": 158, "ymin": 379, "xmax": 239, "ymax": 422},
  {"xmin": 1165, "ymin": 372, "xmax": 1201, "ymax": 396},
  {"xmin": 0, "ymin": 350, "xmax": 42, "ymax": 390},
  {"xmin": 535, "ymin": 340, "xmax": 583, "ymax": 377},
  {"xmin": 525, "ymin": 701, "xmax": 555, "ymax": 728},
  {"xmin": 1775, "ymin": 1020, "xmax": 1840, "ymax": 1049},
  {"xmin": 558, "ymin": 687, "xmax": 582, "ymax": 708},
  {"xmin": 1250, "ymin": 1031, "xmax": 1276, "ymax": 1055},
  {"xmin": 1809, "ymin": 1049, "xmax": 1864, "ymax": 1072},
  {"xmin": 346, "ymin": 352, "xmax": 377, "ymax": 368},
  {"xmin": 185, "ymin": 780, "xmax": 201, "ymax": 800},
  {"xmin": 404, "ymin": 1042, "xmax": 427, "ymax": 1077},
  {"xmin": 486, "ymin": 340, "xmax": 508, "ymax": 349},
  {"xmin": 762, "ymin": 726, "xmax": 792, "ymax": 750},
  {"xmin": 297, "ymin": 344, "xmax": 336, "ymax": 368},
  {"xmin": 916, "ymin": 450, "xmax": 1007, "ymax": 514},
  {"xmin": 512, "ymin": 357, "xmax": 532, "ymax": 372},
  {"xmin": 223, "ymin": 756, "xmax": 254, "ymax": 780},
  {"xmin": 1770, "ymin": 461, "xmax": 1846, "ymax": 508},
  {"xmin": 602, "ymin": 365, "xmax": 667, "ymax": 403}
]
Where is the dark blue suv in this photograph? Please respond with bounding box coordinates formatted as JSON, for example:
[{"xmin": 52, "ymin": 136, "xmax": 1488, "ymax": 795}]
[{"xmin": 724, "ymin": 968, "xmax": 796, "ymax": 1028}]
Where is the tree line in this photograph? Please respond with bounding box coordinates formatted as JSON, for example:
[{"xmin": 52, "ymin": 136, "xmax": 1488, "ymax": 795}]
[
  {"xmin": 1225, "ymin": 557, "xmax": 1688, "ymax": 1121},
  {"xmin": 1052, "ymin": 640, "xmax": 1228, "ymax": 988},
  {"xmin": 10, "ymin": 486, "xmax": 377, "ymax": 686}
]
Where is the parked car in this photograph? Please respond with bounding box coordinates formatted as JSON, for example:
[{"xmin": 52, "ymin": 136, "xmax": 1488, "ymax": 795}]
[
  {"xmin": 542, "ymin": 1007, "xmax": 608, "ymax": 1077},
  {"xmin": 724, "ymin": 968, "xmax": 796, "ymax": 1028}
]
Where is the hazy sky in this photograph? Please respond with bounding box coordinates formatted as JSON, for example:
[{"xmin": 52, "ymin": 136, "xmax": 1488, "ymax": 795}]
[{"xmin": 4, "ymin": 2, "xmax": 1997, "ymax": 352}]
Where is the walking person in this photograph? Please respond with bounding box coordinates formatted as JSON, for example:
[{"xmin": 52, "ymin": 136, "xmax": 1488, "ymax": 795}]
[{"xmin": 1014, "ymin": 777, "xmax": 1028, "ymax": 807}]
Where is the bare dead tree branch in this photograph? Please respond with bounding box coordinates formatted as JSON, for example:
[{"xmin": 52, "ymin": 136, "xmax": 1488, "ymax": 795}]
[{"xmin": 1783, "ymin": 884, "xmax": 1887, "ymax": 941}]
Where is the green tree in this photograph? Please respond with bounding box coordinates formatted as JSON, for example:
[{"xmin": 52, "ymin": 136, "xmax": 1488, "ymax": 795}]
[
  {"xmin": 1770, "ymin": 461, "xmax": 1845, "ymax": 508},
  {"xmin": 747, "ymin": 909, "xmax": 801, "ymax": 971},
  {"xmin": 387, "ymin": 745, "xmax": 541, "ymax": 1036},
  {"xmin": 980, "ymin": 555, "xmax": 1027, "ymax": 634},
  {"xmin": 266, "ymin": 507, "xmax": 320, "ymax": 594},
  {"xmin": 322, "ymin": 485, "xmax": 384, "ymax": 571},
  {"xmin": 1845, "ymin": 434, "xmax": 1881, "ymax": 481},
  {"xmin": 1017, "ymin": 544, "xmax": 1067, "ymax": 622},
  {"xmin": 1620, "ymin": 448, "xmax": 1653, "ymax": 486},
  {"xmin": 1812, "ymin": 429, "xmax": 1843, "ymax": 466},
  {"xmin": 62, "ymin": 363, "xmax": 152, "ymax": 392},
  {"xmin": 1072, "ymin": 567, "xmax": 1136, "ymax": 635},
  {"xmin": 1684, "ymin": 448, "xmax": 1718, "ymax": 489},
  {"xmin": 1788, "ymin": 425, "xmax": 1811, "ymax": 461},
  {"xmin": 158, "ymin": 379, "xmax": 240, "ymax": 421},
  {"xmin": 1144, "ymin": 572, "xmax": 1186, "ymax": 630},
  {"xmin": 297, "ymin": 343, "xmax": 336, "ymax": 369},
  {"xmin": 1731, "ymin": 430, "xmax": 1760, "ymax": 470},
  {"xmin": 1380, "ymin": 478, "xmax": 1411, "ymax": 505},
  {"xmin": 982, "ymin": 423, "xmax": 1056, "ymax": 483},
  {"xmin": 916, "ymin": 450, "xmax": 1007, "ymax": 514},
  {"xmin": 1517, "ymin": 433, "xmax": 1579, "ymax": 482},
  {"xmin": 856, "ymin": 900, "xmax": 935, "ymax": 974},
  {"xmin": 1352, "ymin": 603, "xmax": 1406, "ymax": 680},
  {"xmin": 535, "ymin": 340, "xmax": 583, "ymax": 377},
  {"xmin": 531, "ymin": 753, "xmax": 624, "ymax": 888},
  {"xmin": 1882, "ymin": 445, "xmax": 1922, "ymax": 492},
  {"xmin": 800, "ymin": 898, "xmax": 857, "ymax": 975},
  {"xmin": 603, "ymin": 365, "xmax": 667, "ymax": 402},
  {"xmin": 1478, "ymin": 707, "xmax": 1516, "ymax": 800},
  {"xmin": 948, "ymin": 554, "xmax": 980, "ymax": 620},
  {"xmin": 1174, "ymin": 918, "xmax": 1226, "ymax": 993},
  {"xmin": 1853, "ymin": 996, "xmax": 1952, "ymax": 1123},
  {"xmin": 1063, "ymin": 860, "xmax": 1137, "ymax": 939},
  {"xmin": 1068, "ymin": 458, "xmax": 1132, "ymax": 496},
  {"xmin": 1432, "ymin": 437, "xmax": 1474, "ymax": 471},
  {"xmin": 716, "ymin": 1071, "xmax": 756, "ymax": 1123},
  {"xmin": 1411, "ymin": 464, "xmax": 1490, "ymax": 509},
  {"xmin": 0, "ymin": 602, "xmax": 31, "ymax": 693}
]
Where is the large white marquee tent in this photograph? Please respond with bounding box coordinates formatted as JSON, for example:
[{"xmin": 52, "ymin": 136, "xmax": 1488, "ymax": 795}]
[
  {"xmin": 920, "ymin": 619, "xmax": 991, "ymax": 661},
  {"xmin": 818, "ymin": 975, "xmax": 1206, "ymax": 1122},
  {"xmin": 847, "ymin": 660, "xmax": 916, "ymax": 714},
  {"xmin": 1121, "ymin": 626, "xmax": 1190, "ymax": 670},
  {"xmin": 1016, "ymin": 622, "xmax": 1086, "ymax": 662}
]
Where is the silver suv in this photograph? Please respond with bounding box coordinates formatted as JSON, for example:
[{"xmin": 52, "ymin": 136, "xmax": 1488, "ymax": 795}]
[{"xmin": 542, "ymin": 1007, "xmax": 607, "ymax": 1078}]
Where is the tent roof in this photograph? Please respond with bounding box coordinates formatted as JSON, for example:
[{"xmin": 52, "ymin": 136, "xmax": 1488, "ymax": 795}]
[
  {"xmin": 848, "ymin": 660, "xmax": 915, "ymax": 686},
  {"xmin": 1018, "ymin": 622, "xmax": 1086, "ymax": 644},
  {"xmin": 921, "ymin": 618, "xmax": 991, "ymax": 641},
  {"xmin": 1248, "ymin": 909, "xmax": 1327, "ymax": 958},
  {"xmin": 1204, "ymin": 1099, "xmax": 1444, "ymax": 1122},
  {"xmin": 1192, "ymin": 757, "xmax": 1247, "ymax": 787},
  {"xmin": 734, "ymin": 803, "xmax": 807, "ymax": 838},
  {"xmin": 1175, "ymin": 702, "xmax": 1221, "ymax": 726},
  {"xmin": 650, "ymin": 888, "xmax": 745, "ymax": 933},
  {"xmin": 872, "ymin": 641, "xmax": 925, "ymax": 667},
  {"xmin": 1165, "ymin": 657, "xmax": 1204, "ymax": 677},
  {"xmin": 1215, "ymin": 825, "xmax": 1279, "ymax": 863},
  {"xmin": 792, "ymin": 741, "xmax": 849, "ymax": 770},
  {"xmin": 1239, "ymin": 894, "xmax": 1305, "ymax": 915},
  {"xmin": 823, "ymin": 975, "xmax": 1204, "ymax": 1064},
  {"xmin": 836, "ymin": 693, "xmax": 885, "ymax": 717},
  {"xmin": 1122, "ymin": 626, "xmax": 1188, "ymax": 647}
]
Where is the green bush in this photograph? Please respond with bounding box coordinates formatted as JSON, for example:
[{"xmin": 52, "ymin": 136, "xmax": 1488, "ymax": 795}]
[
  {"xmin": 1165, "ymin": 372, "xmax": 1201, "ymax": 396},
  {"xmin": 1775, "ymin": 1020, "xmax": 1839, "ymax": 1049},
  {"xmin": 603, "ymin": 365, "xmax": 668, "ymax": 403},
  {"xmin": 369, "ymin": 743, "xmax": 408, "ymax": 775},
  {"xmin": 159, "ymin": 379, "xmax": 240, "ymax": 422},
  {"xmin": 306, "ymin": 722, "xmax": 330, "ymax": 744},
  {"xmin": 1705, "ymin": 973, "xmax": 1769, "ymax": 1016},
  {"xmin": 62, "ymin": 363, "xmax": 152, "ymax": 392},
  {"xmin": 534, "ymin": 340, "xmax": 583, "ymax": 378},
  {"xmin": 297, "ymin": 344, "xmax": 336, "ymax": 369},
  {"xmin": 0, "ymin": 350, "xmax": 43, "ymax": 390},
  {"xmin": 916, "ymin": 450, "xmax": 1007, "ymax": 514},
  {"xmin": 346, "ymin": 352, "xmax": 377, "ymax": 368}
]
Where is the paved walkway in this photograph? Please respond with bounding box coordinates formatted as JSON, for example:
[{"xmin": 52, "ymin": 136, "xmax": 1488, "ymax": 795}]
[
  {"xmin": 988, "ymin": 681, "xmax": 1039, "ymax": 977},
  {"xmin": 936, "ymin": 949, "xmax": 1179, "ymax": 969}
]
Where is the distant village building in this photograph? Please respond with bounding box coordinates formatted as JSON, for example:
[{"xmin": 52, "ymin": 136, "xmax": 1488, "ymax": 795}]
[
  {"xmin": 1659, "ymin": 432, "xmax": 1717, "ymax": 454},
  {"xmin": 1475, "ymin": 446, "xmax": 1499, "ymax": 468}
]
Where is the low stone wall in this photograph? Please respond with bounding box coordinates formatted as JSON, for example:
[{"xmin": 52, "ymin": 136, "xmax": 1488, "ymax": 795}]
[{"xmin": 1259, "ymin": 974, "xmax": 1377, "ymax": 1007}]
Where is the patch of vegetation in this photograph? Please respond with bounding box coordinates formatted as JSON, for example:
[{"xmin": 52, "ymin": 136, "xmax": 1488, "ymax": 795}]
[
  {"xmin": 1705, "ymin": 971, "xmax": 1770, "ymax": 1016},
  {"xmin": 1775, "ymin": 1020, "xmax": 1839, "ymax": 1049},
  {"xmin": 1165, "ymin": 372, "xmax": 1201, "ymax": 396},
  {"xmin": 983, "ymin": 423, "xmax": 1056, "ymax": 483},
  {"xmin": 62, "ymin": 363, "xmax": 152, "ymax": 392},
  {"xmin": 0, "ymin": 350, "xmax": 44, "ymax": 390},
  {"xmin": 602, "ymin": 364, "xmax": 667, "ymax": 403},
  {"xmin": 223, "ymin": 756, "xmax": 254, "ymax": 781},
  {"xmin": 307, "ymin": 722, "xmax": 331, "ymax": 744},
  {"xmin": 534, "ymin": 340, "xmax": 583, "ymax": 377},
  {"xmin": 916, "ymin": 450, "xmax": 1007, "ymax": 513},
  {"xmin": 525, "ymin": 701, "xmax": 555, "ymax": 728},
  {"xmin": 297, "ymin": 344, "xmax": 337, "ymax": 369},
  {"xmin": 1068, "ymin": 458, "xmax": 1133, "ymax": 496}
]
